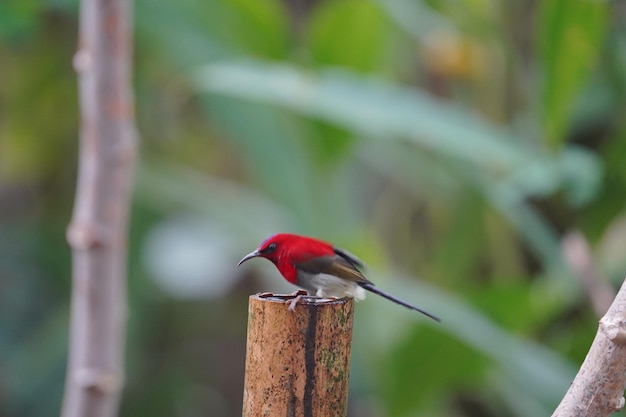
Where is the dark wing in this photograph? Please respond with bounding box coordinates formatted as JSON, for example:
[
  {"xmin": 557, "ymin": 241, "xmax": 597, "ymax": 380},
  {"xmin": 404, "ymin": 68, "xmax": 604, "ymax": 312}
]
[
  {"xmin": 333, "ymin": 246, "xmax": 365, "ymax": 269},
  {"xmin": 296, "ymin": 252, "xmax": 373, "ymax": 285}
]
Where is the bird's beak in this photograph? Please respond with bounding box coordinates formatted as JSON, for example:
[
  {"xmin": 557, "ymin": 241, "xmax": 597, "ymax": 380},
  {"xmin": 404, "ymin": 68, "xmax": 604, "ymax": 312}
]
[{"xmin": 237, "ymin": 250, "xmax": 261, "ymax": 266}]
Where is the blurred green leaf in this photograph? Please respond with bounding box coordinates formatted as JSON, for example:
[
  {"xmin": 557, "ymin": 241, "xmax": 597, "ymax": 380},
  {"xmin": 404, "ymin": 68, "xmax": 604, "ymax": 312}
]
[
  {"xmin": 384, "ymin": 326, "xmax": 488, "ymax": 416},
  {"xmin": 191, "ymin": 60, "xmax": 601, "ymax": 205},
  {"xmin": 305, "ymin": 121, "xmax": 356, "ymax": 167},
  {"xmin": 0, "ymin": 0, "xmax": 41, "ymax": 40},
  {"xmin": 218, "ymin": 0, "xmax": 289, "ymax": 58},
  {"xmin": 3, "ymin": 307, "xmax": 67, "ymax": 416},
  {"xmin": 193, "ymin": 60, "xmax": 532, "ymax": 173},
  {"xmin": 374, "ymin": 0, "xmax": 454, "ymax": 41},
  {"xmin": 356, "ymin": 275, "xmax": 576, "ymax": 414},
  {"xmin": 136, "ymin": 160, "xmax": 296, "ymax": 238},
  {"xmin": 538, "ymin": 0, "xmax": 608, "ymax": 149},
  {"xmin": 136, "ymin": 0, "xmax": 288, "ymax": 67},
  {"xmin": 467, "ymin": 283, "xmax": 535, "ymax": 331},
  {"xmin": 361, "ymin": 138, "xmax": 580, "ymax": 300},
  {"xmin": 308, "ymin": 0, "xmax": 388, "ymax": 72},
  {"xmin": 490, "ymin": 371, "xmax": 553, "ymax": 417},
  {"xmin": 136, "ymin": 0, "xmax": 230, "ymax": 66}
]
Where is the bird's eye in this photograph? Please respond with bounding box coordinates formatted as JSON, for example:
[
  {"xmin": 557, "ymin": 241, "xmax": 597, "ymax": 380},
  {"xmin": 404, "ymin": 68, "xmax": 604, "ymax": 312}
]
[{"xmin": 259, "ymin": 242, "xmax": 278, "ymax": 255}]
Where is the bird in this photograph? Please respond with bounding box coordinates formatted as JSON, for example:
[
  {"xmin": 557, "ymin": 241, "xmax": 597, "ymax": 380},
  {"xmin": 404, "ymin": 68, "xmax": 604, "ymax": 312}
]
[{"xmin": 237, "ymin": 233, "xmax": 440, "ymax": 322}]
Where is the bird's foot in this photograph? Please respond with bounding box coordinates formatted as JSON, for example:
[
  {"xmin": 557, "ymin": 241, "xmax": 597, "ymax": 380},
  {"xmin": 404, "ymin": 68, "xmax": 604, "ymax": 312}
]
[
  {"xmin": 256, "ymin": 290, "xmax": 313, "ymax": 311},
  {"xmin": 286, "ymin": 290, "xmax": 309, "ymax": 311},
  {"xmin": 286, "ymin": 294, "xmax": 304, "ymax": 311}
]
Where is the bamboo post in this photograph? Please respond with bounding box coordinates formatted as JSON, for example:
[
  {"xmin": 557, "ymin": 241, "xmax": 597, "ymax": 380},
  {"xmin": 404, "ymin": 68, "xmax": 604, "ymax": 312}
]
[{"xmin": 243, "ymin": 293, "xmax": 355, "ymax": 417}]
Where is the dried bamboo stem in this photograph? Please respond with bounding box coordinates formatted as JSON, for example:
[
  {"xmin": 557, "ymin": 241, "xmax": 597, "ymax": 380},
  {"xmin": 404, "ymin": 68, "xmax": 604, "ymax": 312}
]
[{"xmin": 61, "ymin": 0, "xmax": 136, "ymax": 416}]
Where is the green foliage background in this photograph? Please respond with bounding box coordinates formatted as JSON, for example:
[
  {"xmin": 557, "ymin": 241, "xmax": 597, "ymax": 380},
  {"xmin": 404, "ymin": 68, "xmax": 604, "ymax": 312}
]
[{"xmin": 1, "ymin": 0, "xmax": 626, "ymax": 416}]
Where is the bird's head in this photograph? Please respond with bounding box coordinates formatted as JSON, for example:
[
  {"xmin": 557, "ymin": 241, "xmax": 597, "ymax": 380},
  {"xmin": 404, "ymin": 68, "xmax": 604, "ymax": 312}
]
[
  {"xmin": 238, "ymin": 233, "xmax": 336, "ymax": 285},
  {"xmin": 238, "ymin": 234, "xmax": 290, "ymax": 266},
  {"xmin": 238, "ymin": 233, "xmax": 334, "ymax": 266}
]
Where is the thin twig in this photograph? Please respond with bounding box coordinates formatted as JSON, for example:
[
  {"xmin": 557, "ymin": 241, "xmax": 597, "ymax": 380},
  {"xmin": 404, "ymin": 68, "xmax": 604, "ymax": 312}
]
[
  {"xmin": 61, "ymin": 0, "xmax": 137, "ymax": 416},
  {"xmin": 552, "ymin": 278, "xmax": 626, "ymax": 417}
]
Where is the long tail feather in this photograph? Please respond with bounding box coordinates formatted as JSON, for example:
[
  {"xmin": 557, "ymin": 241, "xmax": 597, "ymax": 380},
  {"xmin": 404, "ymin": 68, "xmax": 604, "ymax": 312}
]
[{"xmin": 360, "ymin": 283, "xmax": 441, "ymax": 322}]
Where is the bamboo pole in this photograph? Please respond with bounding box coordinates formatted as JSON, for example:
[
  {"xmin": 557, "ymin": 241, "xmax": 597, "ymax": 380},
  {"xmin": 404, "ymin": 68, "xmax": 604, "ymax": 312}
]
[
  {"xmin": 243, "ymin": 294, "xmax": 355, "ymax": 417},
  {"xmin": 61, "ymin": 0, "xmax": 136, "ymax": 416}
]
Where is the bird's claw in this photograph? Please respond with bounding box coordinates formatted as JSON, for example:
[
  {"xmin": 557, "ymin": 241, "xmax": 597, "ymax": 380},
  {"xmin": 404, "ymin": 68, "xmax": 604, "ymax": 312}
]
[
  {"xmin": 286, "ymin": 293, "xmax": 305, "ymax": 311},
  {"xmin": 256, "ymin": 290, "xmax": 310, "ymax": 311},
  {"xmin": 285, "ymin": 290, "xmax": 309, "ymax": 311}
]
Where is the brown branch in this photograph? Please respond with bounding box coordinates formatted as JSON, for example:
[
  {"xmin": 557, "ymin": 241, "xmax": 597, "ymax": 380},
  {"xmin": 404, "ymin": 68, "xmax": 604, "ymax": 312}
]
[
  {"xmin": 552, "ymin": 278, "xmax": 626, "ymax": 417},
  {"xmin": 61, "ymin": 0, "xmax": 137, "ymax": 416}
]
